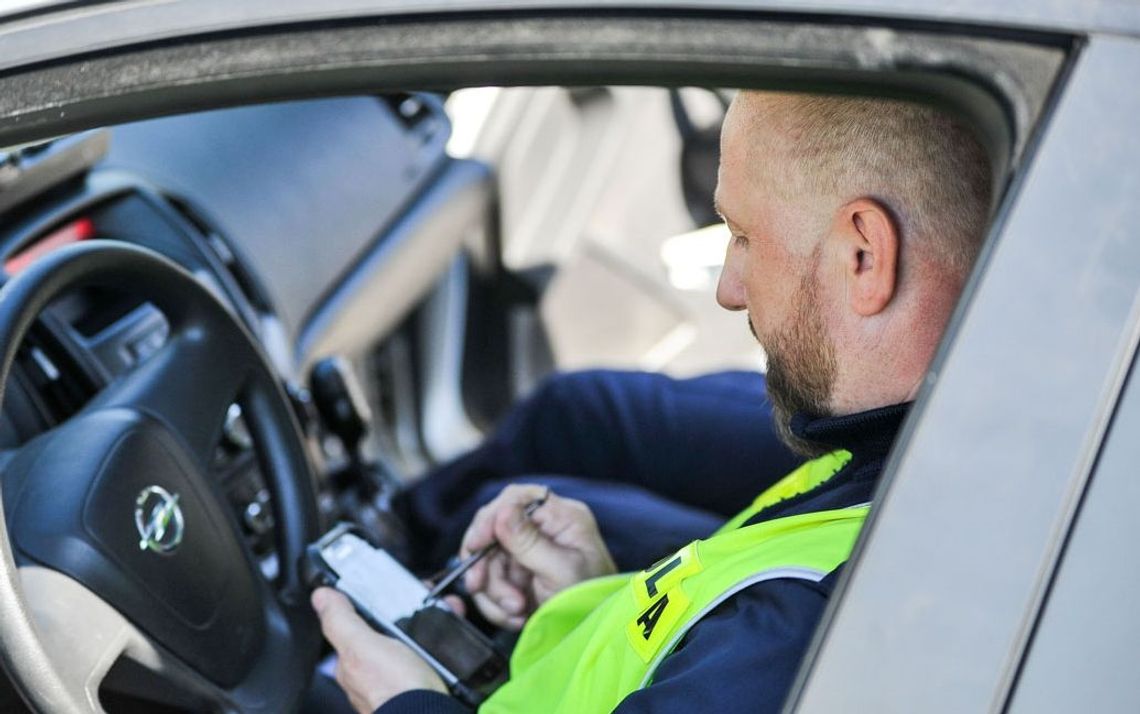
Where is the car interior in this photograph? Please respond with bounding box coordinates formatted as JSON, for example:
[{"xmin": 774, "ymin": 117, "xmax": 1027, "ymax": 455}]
[
  {"xmin": 0, "ymin": 8, "xmax": 1095, "ymax": 712},
  {"xmin": 0, "ymin": 86, "xmax": 773, "ymax": 711}
]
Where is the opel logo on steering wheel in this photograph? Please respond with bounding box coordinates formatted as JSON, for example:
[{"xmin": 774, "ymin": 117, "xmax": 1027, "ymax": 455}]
[{"xmin": 135, "ymin": 485, "xmax": 185, "ymax": 554}]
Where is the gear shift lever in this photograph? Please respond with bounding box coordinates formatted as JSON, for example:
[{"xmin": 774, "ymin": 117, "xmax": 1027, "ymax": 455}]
[
  {"xmin": 310, "ymin": 356, "xmax": 373, "ymax": 463},
  {"xmin": 309, "ymin": 356, "xmax": 410, "ymax": 559}
]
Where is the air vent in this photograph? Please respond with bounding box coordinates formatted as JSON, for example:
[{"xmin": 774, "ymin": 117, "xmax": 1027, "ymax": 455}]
[{"xmin": 15, "ymin": 323, "xmax": 97, "ymax": 425}]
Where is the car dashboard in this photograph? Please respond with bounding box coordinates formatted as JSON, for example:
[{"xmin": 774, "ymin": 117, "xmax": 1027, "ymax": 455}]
[{"xmin": 0, "ymin": 93, "xmax": 454, "ymax": 574}]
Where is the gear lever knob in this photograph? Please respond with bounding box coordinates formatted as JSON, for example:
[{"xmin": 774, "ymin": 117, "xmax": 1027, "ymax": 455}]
[{"xmin": 309, "ymin": 356, "xmax": 373, "ymax": 456}]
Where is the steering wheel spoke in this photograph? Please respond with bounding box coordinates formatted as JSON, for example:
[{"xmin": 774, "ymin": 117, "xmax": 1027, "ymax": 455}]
[
  {"xmin": 90, "ymin": 323, "xmax": 256, "ymax": 466},
  {"xmin": 18, "ymin": 566, "xmax": 132, "ymax": 710},
  {"xmin": 21, "ymin": 565, "xmax": 251, "ymax": 712},
  {"xmin": 17, "ymin": 565, "xmax": 191, "ymax": 710}
]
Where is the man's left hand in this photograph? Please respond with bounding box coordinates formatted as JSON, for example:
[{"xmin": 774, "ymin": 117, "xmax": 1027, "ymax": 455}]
[{"xmin": 312, "ymin": 587, "xmax": 447, "ymax": 713}]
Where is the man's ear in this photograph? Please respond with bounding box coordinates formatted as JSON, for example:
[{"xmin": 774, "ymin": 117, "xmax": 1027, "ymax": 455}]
[{"xmin": 837, "ymin": 198, "xmax": 899, "ymax": 317}]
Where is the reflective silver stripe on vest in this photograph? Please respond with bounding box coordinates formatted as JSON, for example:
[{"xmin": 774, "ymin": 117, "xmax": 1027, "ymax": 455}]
[{"xmin": 638, "ymin": 565, "xmax": 829, "ymax": 688}]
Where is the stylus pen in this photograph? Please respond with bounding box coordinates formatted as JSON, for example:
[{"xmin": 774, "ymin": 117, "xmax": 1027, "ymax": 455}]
[{"xmin": 423, "ymin": 490, "xmax": 549, "ymax": 603}]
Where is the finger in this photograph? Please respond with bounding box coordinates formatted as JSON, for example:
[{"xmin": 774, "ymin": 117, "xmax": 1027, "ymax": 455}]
[
  {"xmin": 465, "ymin": 554, "xmax": 488, "ymax": 593},
  {"xmin": 460, "ymin": 484, "xmax": 550, "ymax": 555},
  {"xmin": 472, "ymin": 591, "xmax": 527, "ymax": 631},
  {"xmin": 506, "ymin": 556, "xmax": 535, "ymax": 611},
  {"xmin": 462, "ymin": 484, "xmax": 551, "ymax": 591},
  {"xmin": 312, "ymin": 587, "xmax": 370, "ymax": 652},
  {"xmin": 507, "ymin": 557, "xmax": 532, "ymax": 590},
  {"xmin": 464, "ymin": 545, "xmax": 502, "ymax": 593},
  {"xmin": 482, "ymin": 552, "xmax": 527, "ymax": 615},
  {"xmin": 472, "ymin": 591, "xmax": 511, "ymax": 627},
  {"xmin": 464, "ymin": 549, "xmax": 499, "ymax": 596},
  {"xmin": 443, "ymin": 595, "xmax": 466, "ymax": 617},
  {"xmin": 528, "ymin": 495, "xmax": 599, "ymax": 545},
  {"xmin": 416, "ymin": 577, "xmax": 468, "ymax": 618},
  {"xmin": 461, "ymin": 502, "xmax": 499, "ymax": 557},
  {"xmin": 462, "ymin": 484, "xmax": 541, "ymax": 552},
  {"xmin": 491, "ymin": 495, "xmax": 573, "ymax": 573}
]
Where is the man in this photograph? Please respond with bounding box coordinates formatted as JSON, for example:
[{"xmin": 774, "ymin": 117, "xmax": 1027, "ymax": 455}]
[{"xmin": 311, "ymin": 89, "xmax": 992, "ymax": 713}]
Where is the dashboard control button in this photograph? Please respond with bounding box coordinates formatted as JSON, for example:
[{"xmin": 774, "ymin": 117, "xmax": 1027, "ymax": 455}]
[
  {"xmin": 223, "ymin": 403, "xmax": 253, "ymax": 451},
  {"xmin": 243, "ymin": 490, "xmax": 273, "ymax": 536}
]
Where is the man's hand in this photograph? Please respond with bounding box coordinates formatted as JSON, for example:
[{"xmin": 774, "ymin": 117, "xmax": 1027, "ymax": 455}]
[
  {"xmin": 311, "ymin": 587, "xmax": 447, "ymax": 713},
  {"xmin": 461, "ymin": 484, "xmax": 617, "ymax": 630}
]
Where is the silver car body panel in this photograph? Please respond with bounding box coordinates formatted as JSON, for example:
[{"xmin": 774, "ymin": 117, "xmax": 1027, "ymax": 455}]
[
  {"xmin": 792, "ymin": 35, "xmax": 1140, "ymax": 713},
  {"xmin": 0, "ymin": 0, "xmax": 1130, "ymax": 78}
]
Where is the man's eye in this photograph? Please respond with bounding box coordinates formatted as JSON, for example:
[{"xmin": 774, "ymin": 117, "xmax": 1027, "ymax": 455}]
[{"xmin": 732, "ymin": 234, "xmax": 748, "ymax": 248}]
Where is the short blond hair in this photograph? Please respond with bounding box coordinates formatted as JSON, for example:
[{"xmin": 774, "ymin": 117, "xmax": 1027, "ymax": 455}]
[{"xmin": 740, "ymin": 91, "xmax": 992, "ymax": 276}]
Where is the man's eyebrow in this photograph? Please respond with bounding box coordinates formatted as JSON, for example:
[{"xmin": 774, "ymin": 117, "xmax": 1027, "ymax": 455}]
[{"xmin": 713, "ymin": 198, "xmax": 741, "ymax": 230}]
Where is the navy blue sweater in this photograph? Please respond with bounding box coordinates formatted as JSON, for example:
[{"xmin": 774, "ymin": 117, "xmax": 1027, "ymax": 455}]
[{"xmin": 378, "ymin": 403, "xmax": 908, "ymax": 714}]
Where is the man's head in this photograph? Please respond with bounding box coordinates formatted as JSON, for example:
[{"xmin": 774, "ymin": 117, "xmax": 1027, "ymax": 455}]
[{"xmin": 714, "ymin": 91, "xmax": 991, "ymax": 455}]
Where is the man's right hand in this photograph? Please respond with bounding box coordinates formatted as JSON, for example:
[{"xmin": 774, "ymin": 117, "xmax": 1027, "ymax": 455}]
[{"xmin": 461, "ymin": 484, "xmax": 617, "ymax": 630}]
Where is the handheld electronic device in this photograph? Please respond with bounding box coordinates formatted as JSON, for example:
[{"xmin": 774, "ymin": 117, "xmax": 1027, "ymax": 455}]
[{"xmin": 303, "ymin": 523, "xmax": 507, "ymax": 706}]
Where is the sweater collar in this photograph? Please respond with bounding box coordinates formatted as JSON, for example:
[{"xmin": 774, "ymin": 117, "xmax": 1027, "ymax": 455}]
[{"xmin": 788, "ymin": 402, "xmax": 911, "ymax": 463}]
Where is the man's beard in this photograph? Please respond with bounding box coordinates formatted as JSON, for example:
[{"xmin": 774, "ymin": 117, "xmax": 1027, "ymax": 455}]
[{"xmin": 753, "ymin": 272, "xmax": 838, "ymax": 458}]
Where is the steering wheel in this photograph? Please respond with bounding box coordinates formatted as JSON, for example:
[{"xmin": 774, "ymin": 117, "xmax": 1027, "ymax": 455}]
[{"xmin": 0, "ymin": 241, "xmax": 322, "ymax": 712}]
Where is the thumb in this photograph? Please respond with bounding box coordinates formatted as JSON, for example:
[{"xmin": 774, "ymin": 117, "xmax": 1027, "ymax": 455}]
[
  {"xmin": 312, "ymin": 587, "xmax": 369, "ymax": 651},
  {"xmin": 492, "ymin": 507, "xmax": 564, "ymax": 575}
]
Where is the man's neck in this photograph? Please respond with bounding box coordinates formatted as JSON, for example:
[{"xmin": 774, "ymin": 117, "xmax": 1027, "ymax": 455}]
[{"xmin": 827, "ymin": 268, "xmax": 961, "ymax": 415}]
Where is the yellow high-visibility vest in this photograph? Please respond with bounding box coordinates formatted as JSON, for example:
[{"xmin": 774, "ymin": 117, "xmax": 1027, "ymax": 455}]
[{"xmin": 482, "ymin": 451, "xmax": 864, "ymax": 713}]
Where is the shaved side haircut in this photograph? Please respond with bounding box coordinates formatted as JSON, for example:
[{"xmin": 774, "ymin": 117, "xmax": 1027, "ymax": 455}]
[{"xmin": 738, "ymin": 91, "xmax": 992, "ymax": 277}]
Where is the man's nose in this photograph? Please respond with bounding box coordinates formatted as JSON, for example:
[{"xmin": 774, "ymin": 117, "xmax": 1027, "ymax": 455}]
[{"xmin": 716, "ymin": 250, "xmax": 746, "ymax": 311}]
